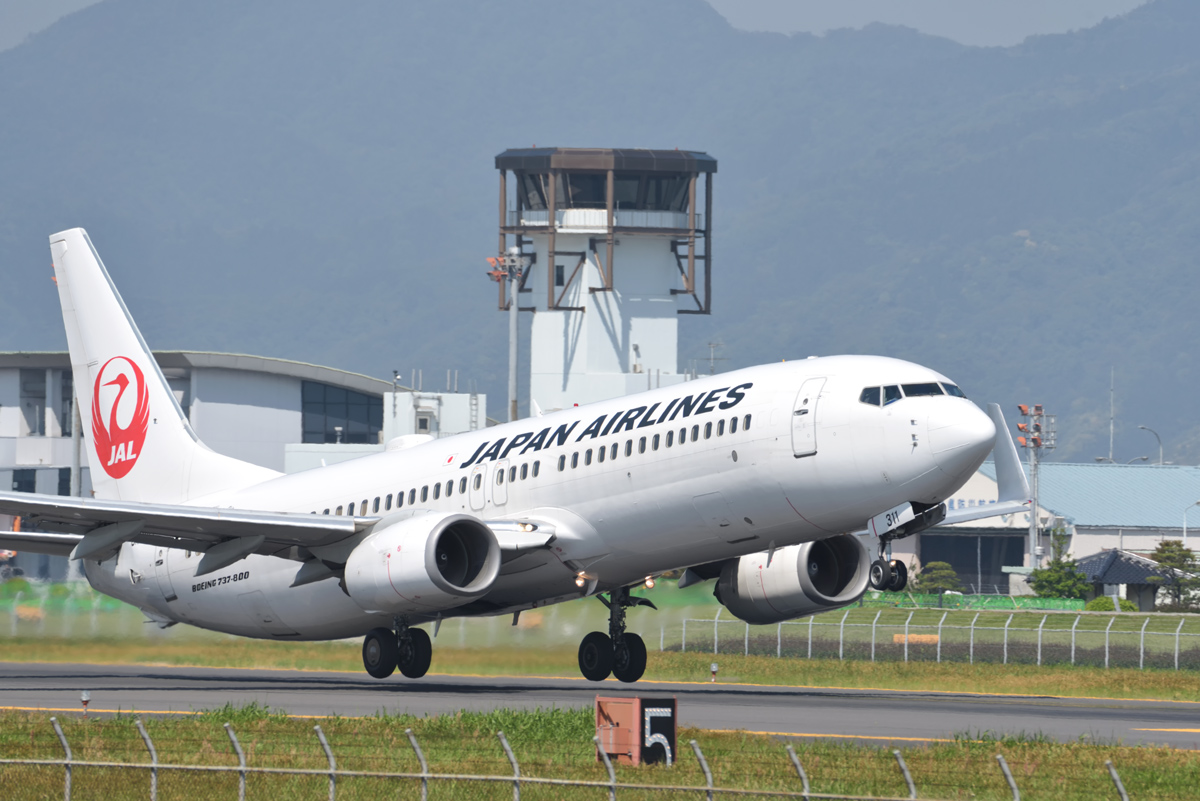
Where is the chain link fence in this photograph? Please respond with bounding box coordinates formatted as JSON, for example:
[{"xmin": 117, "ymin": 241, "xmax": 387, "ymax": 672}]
[{"xmin": 0, "ymin": 716, "xmax": 1138, "ymax": 801}]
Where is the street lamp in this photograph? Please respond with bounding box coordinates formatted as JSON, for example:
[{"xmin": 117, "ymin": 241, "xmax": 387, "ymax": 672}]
[
  {"xmin": 1138, "ymin": 425, "xmax": 1164, "ymax": 465},
  {"xmin": 1126, "ymin": 456, "xmax": 1148, "ymax": 464},
  {"xmin": 1184, "ymin": 501, "xmax": 1200, "ymax": 548}
]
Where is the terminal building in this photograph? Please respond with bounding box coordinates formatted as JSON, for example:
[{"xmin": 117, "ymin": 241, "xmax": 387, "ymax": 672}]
[{"xmin": 0, "ymin": 351, "xmax": 485, "ymax": 580}]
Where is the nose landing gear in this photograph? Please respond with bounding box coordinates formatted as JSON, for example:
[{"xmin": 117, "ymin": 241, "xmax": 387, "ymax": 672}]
[
  {"xmin": 577, "ymin": 587, "xmax": 656, "ymax": 683},
  {"xmin": 362, "ymin": 617, "xmax": 433, "ymax": 680}
]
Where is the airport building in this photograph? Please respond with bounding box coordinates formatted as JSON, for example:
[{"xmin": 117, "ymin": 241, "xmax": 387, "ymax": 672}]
[{"xmin": 0, "ymin": 351, "xmax": 485, "ymax": 580}]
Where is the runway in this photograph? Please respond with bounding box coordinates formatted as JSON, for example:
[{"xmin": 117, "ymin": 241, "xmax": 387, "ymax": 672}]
[{"xmin": 3, "ymin": 662, "xmax": 1199, "ymax": 749}]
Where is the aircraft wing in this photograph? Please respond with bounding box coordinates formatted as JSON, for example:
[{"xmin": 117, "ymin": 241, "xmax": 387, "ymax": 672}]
[{"xmin": 0, "ymin": 491, "xmax": 372, "ymax": 572}]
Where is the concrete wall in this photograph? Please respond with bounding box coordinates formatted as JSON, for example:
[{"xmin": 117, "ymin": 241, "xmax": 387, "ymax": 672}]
[
  {"xmin": 0, "ymin": 369, "xmax": 21, "ymax": 437},
  {"xmin": 189, "ymin": 368, "xmax": 301, "ymax": 471}
]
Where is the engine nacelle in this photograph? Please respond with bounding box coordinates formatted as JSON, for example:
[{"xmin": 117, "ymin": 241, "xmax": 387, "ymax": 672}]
[
  {"xmin": 344, "ymin": 512, "xmax": 501, "ymax": 614},
  {"xmin": 714, "ymin": 534, "xmax": 871, "ymax": 625}
]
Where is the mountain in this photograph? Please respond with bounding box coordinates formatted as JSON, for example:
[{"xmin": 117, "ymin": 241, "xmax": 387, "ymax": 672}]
[{"xmin": 1, "ymin": 0, "xmax": 1198, "ymax": 462}]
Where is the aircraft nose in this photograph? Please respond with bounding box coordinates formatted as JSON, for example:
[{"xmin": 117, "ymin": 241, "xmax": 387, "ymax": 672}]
[{"xmin": 927, "ymin": 402, "xmax": 996, "ymax": 482}]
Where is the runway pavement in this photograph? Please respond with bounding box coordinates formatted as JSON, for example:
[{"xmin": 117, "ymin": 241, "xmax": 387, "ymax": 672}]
[{"xmin": 3, "ymin": 662, "xmax": 1199, "ymax": 749}]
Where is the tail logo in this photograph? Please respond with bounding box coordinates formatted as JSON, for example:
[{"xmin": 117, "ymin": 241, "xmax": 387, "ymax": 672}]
[{"xmin": 91, "ymin": 356, "xmax": 150, "ymax": 479}]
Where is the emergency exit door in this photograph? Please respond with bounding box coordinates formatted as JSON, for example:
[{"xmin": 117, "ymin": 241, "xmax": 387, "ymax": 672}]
[{"xmin": 791, "ymin": 378, "xmax": 826, "ymax": 458}]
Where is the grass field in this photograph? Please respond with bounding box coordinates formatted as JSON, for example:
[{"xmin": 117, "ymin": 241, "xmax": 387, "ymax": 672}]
[
  {"xmin": 4, "ymin": 637, "xmax": 1200, "ymax": 702},
  {"xmin": 1, "ymin": 706, "xmax": 1197, "ymax": 800}
]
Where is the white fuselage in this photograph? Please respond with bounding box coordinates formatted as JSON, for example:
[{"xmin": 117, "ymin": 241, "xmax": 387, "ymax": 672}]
[{"xmin": 84, "ymin": 355, "xmax": 994, "ymax": 640}]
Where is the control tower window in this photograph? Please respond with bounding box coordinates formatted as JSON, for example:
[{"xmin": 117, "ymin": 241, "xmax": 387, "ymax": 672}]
[
  {"xmin": 902, "ymin": 383, "xmax": 945, "ymax": 397},
  {"xmin": 565, "ymin": 173, "xmax": 606, "ymax": 208}
]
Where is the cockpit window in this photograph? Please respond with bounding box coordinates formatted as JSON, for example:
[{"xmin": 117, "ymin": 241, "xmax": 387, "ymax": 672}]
[
  {"xmin": 902, "ymin": 383, "xmax": 944, "ymax": 397},
  {"xmin": 859, "ymin": 387, "xmax": 881, "ymax": 406},
  {"xmin": 942, "ymin": 383, "xmax": 967, "ymax": 398},
  {"xmin": 883, "ymin": 385, "xmax": 902, "ymax": 405}
]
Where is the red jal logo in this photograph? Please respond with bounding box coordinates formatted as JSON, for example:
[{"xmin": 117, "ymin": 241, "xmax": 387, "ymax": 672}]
[{"xmin": 91, "ymin": 356, "xmax": 149, "ymax": 479}]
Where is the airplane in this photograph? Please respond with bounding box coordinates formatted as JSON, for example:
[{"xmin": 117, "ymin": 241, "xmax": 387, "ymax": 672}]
[{"xmin": 0, "ymin": 228, "xmax": 1030, "ymax": 683}]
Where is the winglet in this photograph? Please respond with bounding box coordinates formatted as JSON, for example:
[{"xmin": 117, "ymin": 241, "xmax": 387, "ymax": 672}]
[{"xmin": 987, "ymin": 403, "xmax": 1031, "ymax": 503}]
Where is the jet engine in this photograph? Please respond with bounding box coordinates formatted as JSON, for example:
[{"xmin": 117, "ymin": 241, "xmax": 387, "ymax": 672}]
[
  {"xmin": 714, "ymin": 534, "xmax": 871, "ymax": 625},
  {"xmin": 344, "ymin": 512, "xmax": 501, "ymax": 614}
]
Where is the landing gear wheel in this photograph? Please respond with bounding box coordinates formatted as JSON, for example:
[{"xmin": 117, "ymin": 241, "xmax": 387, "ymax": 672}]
[
  {"xmin": 612, "ymin": 633, "xmax": 647, "ymax": 683},
  {"xmin": 363, "ymin": 627, "xmax": 398, "ymax": 679},
  {"xmin": 887, "ymin": 560, "xmax": 908, "ymax": 592},
  {"xmin": 397, "ymin": 627, "xmax": 433, "ymax": 679},
  {"xmin": 578, "ymin": 631, "xmax": 614, "ymax": 681},
  {"xmin": 869, "ymin": 559, "xmax": 893, "ymax": 591}
]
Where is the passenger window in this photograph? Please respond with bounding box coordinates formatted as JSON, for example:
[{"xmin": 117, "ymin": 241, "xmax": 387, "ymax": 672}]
[
  {"xmin": 558, "ymin": 455, "xmax": 566, "ymax": 471},
  {"xmin": 585, "ymin": 449, "xmax": 593, "ymax": 466},
  {"xmin": 704, "ymin": 422, "xmax": 712, "ymax": 439},
  {"xmin": 598, "ymin": 446, "xmax": 606, "ymax": 463},
  {"xmin": 335, "ymin": 505, "xmax": 343, "ymax": 515},
  {"xmin": 323, "ymin": 509, "xmax": 330, "ymax": 515},
  {"xmin": 373, "ymin": 497, "xmax": 380, "ymax": 513},
  {"xmin": 397, "ymin": 491, "xmax": 405, "ymax": 508},
  {"xmin": 520, "ymin": 463, "xmax": 528, "ymax": 480},
  {"xmin": 357, "ymin": 500, "xmax": 365, "ymax": 515},
  {"xmin": 691, "ymin": 425, "xmax": 699, "ymax": 442},
  {"xmin": 473, "ymin": 474, "xmax": 482, "ymax": 490},
  {"xmin": 421, "ymin": 486, "xmax": 429, "ymax": 502},
  {"xmin": 717, "ymin": 420, "xmax": 725, "ymax": 436},
  {"xmin": 730, "ymin": 416, "xmax": 738, "ymax": 434},
  {"xmin": 571, "ymin": 452, "xmax": 579, "ymax": 468},
  {"xmin": 385, "ymin": 494, "xmax": 392, "ymax": 511},
  {"xmin": 666, "ymin": 430, "xmax": 674, "ymax": 447},
  {"xmin": 459, "ymin": 477, "xmax": 467, "ymax": 494},
  {"xmin": 624, "ymin": 440, "xmax": 632, "ymax": 457},
  {"xmin": 859, "ymin": 387, "xmax": 881, "ymax": 406},
  {"xmin": 496, "ymin": 471, "xmax": 504, "ymax": 485},
  {"xmin": 743, "ymin": 414, "xmax": 752, "ymax": 431},
  {"xmin": 884, "ymin": 385, "xmax": 902, "ymax": 405},
  {"xmin": 446, "ymin": 479, "xmax": 453, "ymax": 496},
  {"xmin": 409, "ymin": 489, "xmax": 416, "ymax": 505},
  {"xmin": 509, "ymin": 466, "xmax": 517, "ymax": 482},
  {"xmin": 902, "ymin": 383, "xmax": 944, "ymax": 397},
  {"xmin": 610, "ymin": 443, "xmax": 617, "ymax": 460},
  {"xmin": 679, "ymin": 427, "xmax": 687, "ymax": 444},
  {"xmin": 652, "ymin": 433, "xmax": 660, "ymax": 450},
  {"xmin": 638, "ymin": 436, "xmax": 646, "ymax": 454},
  {"xmin": 433, "ymin": 483, "xmax": 441, "ymax": 500},
  {"xmin": 533, "ymin": 460, "xmax": 540, "ymax": 477},
  {"xmin": 942, "ymin": 382, "xmax": 967, "ymax": 398}
]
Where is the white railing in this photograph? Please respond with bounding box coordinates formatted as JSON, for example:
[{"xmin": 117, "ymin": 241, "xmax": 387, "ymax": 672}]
[{"xmin": 507, "ymin": 208, "xmax": 700, "ymax": 230}]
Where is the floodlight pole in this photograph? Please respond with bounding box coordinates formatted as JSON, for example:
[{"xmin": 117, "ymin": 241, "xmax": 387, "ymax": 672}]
[
  {"xmin": 1138, "ymin": 425, "xmax": 1163, "ymax": 465},
  {"xmin": 1183, "ymin": 502, "xmax": 1200, "ymax": 549}
]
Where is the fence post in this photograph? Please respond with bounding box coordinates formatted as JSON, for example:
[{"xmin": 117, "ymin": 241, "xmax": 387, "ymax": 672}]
[
  {"xmin": 893, "ymin": 750, "xmax": 917, "ymax": 799},
  {"xmin": 903, "ymin": 612, "xmax": 913, "ymax": 662},
  {"xmin": 777, "ymin": 623, "xmax": 782, "ymax": 658},
  {"xmin": 1139, "ymin": 618, "xmax": 1150, "ymax": 670},
  {"xmin": 50, "ymin": 716, "xmax": 71, "ymax": 801},
  {"xmin": 314, "ymin": 725, "xmax": 336, "ymax": 801},
  {"xmin": 682, "ymin": 619, "xmax": 687, "ymax": 653},
  {"xmin": 808, "ymin": 616, "xmax": 814, "ymax": 659},
  {"xmin": 224, "ymin": 723, "xmax": 246, "ymax": 801},
  {"xmin": 713, "ymin": 608, "xmax": 721, "ymax": 655},
  {"xmin": 839, "ymin": 608, "xmax": 850, "ymax": 660},
  {"xmin": 1106, "ymin": 760, "xmax": 1130, "ymax": 801},
  {"xmin": 690, "ymin": 740, "xmax": 714, "ymax": 801},
  {"xmin": 1003, "ymin": 614, "xmax": 1013, "ymax": 665},
  {"xmin": 936, "ymin": 611, "xmax": 947, "ymax": 663},
  {"xmin": 1175, "ymin": 617, "xmax": 1186, "ymax": 670},
  {"xmin": 871, "ymin": 610, "xmax": 881, "ymax": 662},
  {"xmin": 744, "ymin": 622, "xmax": 749, "ymax": 656},
  {"xmin": 1037, "ymin": 615, "xmax": 1047, "ymax": 667},
  {"xmin": 996, "ymin": 754, "xmax": 1020, "ymax": 801},
  {"xmin": 969, "ymin": 613, "xmax": 979, "ymax": 665},
  {"xmin": 497, "ymin": 731, "xmax": 520, "ymax": 801},
  {"xmin": 405, "ymin": 728, "xmax": 428, "ymax": 801},
  {"xmin": 135, "ymin": 718, "xmax": 158, "ymax": 801},
  {"xmin": 1105, "ymin": 617, "xmax": 1116, "ymax": 669},
  {"xmin": 785, "ymin": 744, "xmax": 810, "ymax": 801},
  {"xmin": 1071, "ymin": 616, "xmax": 1081, "ymax": 665},
  {"xmin": 592, "ymin": 736, "xmax": 617, "ymax": 801}
]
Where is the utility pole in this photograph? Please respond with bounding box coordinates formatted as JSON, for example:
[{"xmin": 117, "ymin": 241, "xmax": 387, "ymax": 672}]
[
  {"xmin": 1108, "ymin": 367, "xmax": 1114, "ymax": 463},
  {"xmin": 1016, "ymin": 404, "xmax": 1056, "ymax": 569},
  {"xmin": 487, "ymin": 247, "xmax": 528, "ymax": 422}
]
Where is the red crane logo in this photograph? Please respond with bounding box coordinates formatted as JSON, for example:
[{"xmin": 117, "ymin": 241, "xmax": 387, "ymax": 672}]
[{"xmin": 91, "ymin": 356, "xmax": 150, "ymax": 479}]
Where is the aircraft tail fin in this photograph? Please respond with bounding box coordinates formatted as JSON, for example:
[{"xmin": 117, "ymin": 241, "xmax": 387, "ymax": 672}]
[{"xmin": 49, "ymin": 228, "xmax": 280, "ymax": 504}]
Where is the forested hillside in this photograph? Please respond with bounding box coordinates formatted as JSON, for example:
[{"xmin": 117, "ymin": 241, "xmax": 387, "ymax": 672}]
[{"xmin": 1, "ymin": 0, "xmax": 1197, "ymax": 461}]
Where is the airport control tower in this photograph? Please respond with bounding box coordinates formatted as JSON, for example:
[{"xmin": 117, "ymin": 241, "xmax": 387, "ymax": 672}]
[{"xmin": 493, "ymin": 148, "xmax": 716, "ymax": 413}]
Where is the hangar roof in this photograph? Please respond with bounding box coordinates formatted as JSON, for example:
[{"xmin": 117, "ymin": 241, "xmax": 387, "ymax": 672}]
[
  {"xmin": 0, "ymin": 351, "xmax": 394, "ymax": 397},
  {"xmin": 980, "ymin": 461, "xmax": 1200, "ymax": 529}
]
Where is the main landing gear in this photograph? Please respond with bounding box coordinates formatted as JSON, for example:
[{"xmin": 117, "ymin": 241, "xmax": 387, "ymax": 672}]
[
  {"xmin": 363, "ymin": 618, "xmax": 432, "ymax": 680},
  {"xmin": 578, "ymin": 587, "xmax": 656, "ymax": 683},
  {"xmin": 869, "ymin": 540, "xmax": 908, "ymax": 593}
]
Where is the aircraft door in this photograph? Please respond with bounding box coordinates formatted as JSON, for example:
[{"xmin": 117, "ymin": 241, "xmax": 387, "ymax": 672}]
[
  {"xmin": 492, "ymin": 459, "xmax": 509, "ymax": 506},
  {"xmin": 791, "ymin": 378, "xmax": 826, "ymax": 458},
  {"xmin": 153, "ymin": 548, "xmax": 177, "ymax": 603},
  {"xmin": 469, "ymin": 464, "xmax": 486, "ymax": 511}
]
